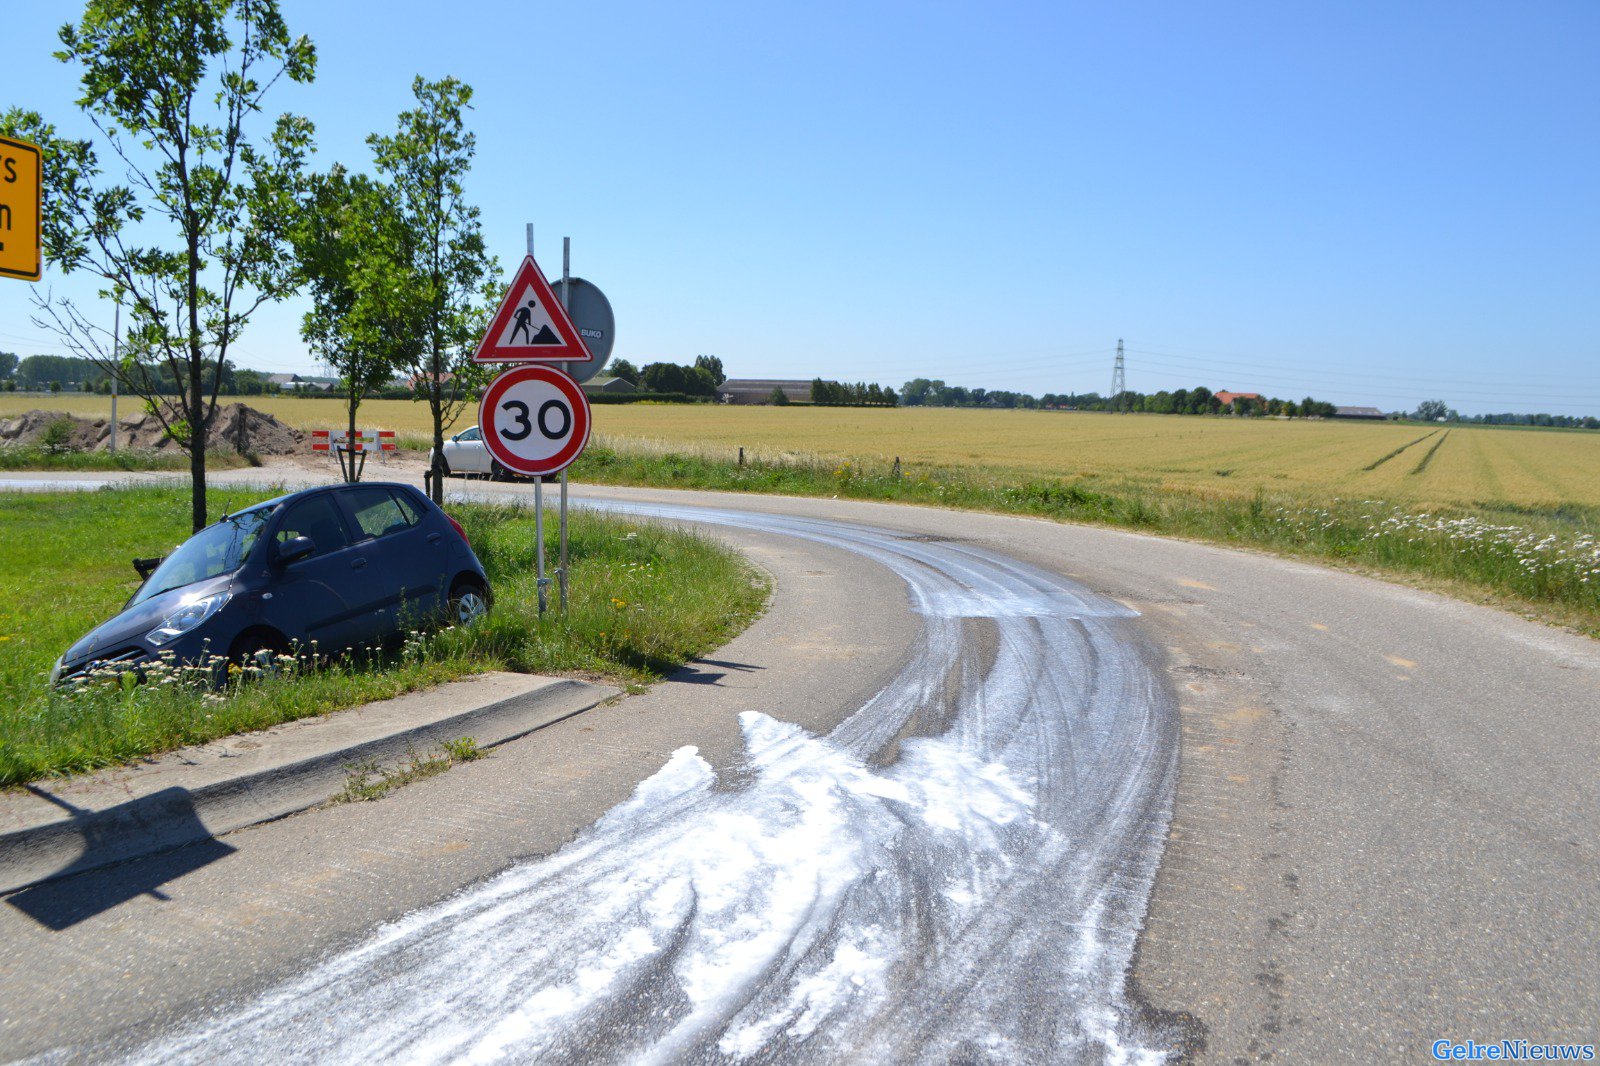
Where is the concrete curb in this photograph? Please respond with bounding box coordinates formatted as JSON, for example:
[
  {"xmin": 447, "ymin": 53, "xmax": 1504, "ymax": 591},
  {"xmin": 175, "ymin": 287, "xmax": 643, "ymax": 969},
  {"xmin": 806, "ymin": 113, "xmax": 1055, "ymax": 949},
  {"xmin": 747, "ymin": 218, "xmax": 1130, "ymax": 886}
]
[{"xmin": 0, "ymin": 674, "xmax": 621, "ymax": 895}]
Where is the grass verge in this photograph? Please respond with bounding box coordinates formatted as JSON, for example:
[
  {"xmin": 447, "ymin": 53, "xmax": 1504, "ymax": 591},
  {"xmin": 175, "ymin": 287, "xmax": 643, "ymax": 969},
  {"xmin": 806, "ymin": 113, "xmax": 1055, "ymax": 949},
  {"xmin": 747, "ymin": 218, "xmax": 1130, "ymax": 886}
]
[
  {"xmin": 337, "ymin": 737, "xmax": 485, "ymax": 803},
  {"xmin": 0, "ymin": 447, "xmax": 251, "ymax": 472},
  {"xmin": 568, "ymin": 441, "xmax": 1600, "ymax": 638},
  {"xmin": 0, "ymin": 486, "xmax": 767, "ymax": 785}
]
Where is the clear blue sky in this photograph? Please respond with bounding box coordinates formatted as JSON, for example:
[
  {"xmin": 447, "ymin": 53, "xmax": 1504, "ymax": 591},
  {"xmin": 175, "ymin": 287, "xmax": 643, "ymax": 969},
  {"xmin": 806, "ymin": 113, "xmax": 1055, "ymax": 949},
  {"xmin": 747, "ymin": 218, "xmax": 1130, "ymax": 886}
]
[{"xmin": 2, "ymin": 1, "xmax": 1597, "ymax": 414}]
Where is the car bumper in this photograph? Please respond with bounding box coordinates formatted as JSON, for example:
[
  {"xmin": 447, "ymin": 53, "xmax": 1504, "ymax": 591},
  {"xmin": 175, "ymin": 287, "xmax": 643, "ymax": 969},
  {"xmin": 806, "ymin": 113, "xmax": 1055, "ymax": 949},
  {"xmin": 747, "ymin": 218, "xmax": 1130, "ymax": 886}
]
[{"xmin": 53, "ymin": 629, "xmax": 233, "ymax": 687}]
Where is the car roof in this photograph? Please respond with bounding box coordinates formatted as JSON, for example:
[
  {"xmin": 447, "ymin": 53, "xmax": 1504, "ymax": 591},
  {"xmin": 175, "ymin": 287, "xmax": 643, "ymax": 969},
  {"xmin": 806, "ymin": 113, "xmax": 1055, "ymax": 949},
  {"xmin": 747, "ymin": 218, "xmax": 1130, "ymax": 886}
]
[{"xmin": 227, "ymin": 482, "xmax": 422, "ymax": 519}]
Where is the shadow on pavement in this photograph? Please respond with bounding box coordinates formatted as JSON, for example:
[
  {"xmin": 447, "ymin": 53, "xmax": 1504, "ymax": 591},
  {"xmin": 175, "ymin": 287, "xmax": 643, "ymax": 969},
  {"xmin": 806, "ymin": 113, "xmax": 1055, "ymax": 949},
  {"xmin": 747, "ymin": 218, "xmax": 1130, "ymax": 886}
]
[
  {"xmin": 694, "ymin": 658, "xmax": 764, "ymax": 672},
  {"xmin": 671, "ymin": 658, "xmax": 764, "ymax": 686},
  {"xmin": 4, "ymin": 786, "xmax": 236, "ymax": 931}
]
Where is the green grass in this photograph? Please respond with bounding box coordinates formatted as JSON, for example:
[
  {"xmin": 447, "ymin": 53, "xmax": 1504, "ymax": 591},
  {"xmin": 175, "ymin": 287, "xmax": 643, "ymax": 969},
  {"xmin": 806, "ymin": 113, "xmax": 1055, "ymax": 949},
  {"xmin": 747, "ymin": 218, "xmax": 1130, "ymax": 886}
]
[
  {"xmin": 0, "ymin": 446, "xmax": 251, "ymax": 472},
  {"xmin": 336, "ymin": 737, "xmax": 485, "ymax": 803},
  {"xmin": 0, "ymin": 486, "xmax": 767, "ymax": 785},
  {"xmin": 567, "ymin": 442, "xmax": 1600, "ymax": 638}
]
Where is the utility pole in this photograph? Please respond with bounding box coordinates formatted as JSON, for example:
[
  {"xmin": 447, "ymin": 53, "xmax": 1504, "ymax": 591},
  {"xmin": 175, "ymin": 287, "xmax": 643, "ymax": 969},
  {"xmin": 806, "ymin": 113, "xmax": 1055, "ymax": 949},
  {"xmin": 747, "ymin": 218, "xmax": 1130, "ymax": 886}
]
[{"xmin": 1109, "ymin": 339, "xmax": 1126, "ymax": 413}]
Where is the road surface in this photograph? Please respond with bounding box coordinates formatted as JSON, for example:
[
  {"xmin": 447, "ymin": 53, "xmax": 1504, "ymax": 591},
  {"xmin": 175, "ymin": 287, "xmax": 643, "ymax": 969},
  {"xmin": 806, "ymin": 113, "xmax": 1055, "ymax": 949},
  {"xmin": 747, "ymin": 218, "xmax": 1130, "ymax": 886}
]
[{"xmin": 0, "ymin": 475, "xmax": 1595, "ymax": 1062}]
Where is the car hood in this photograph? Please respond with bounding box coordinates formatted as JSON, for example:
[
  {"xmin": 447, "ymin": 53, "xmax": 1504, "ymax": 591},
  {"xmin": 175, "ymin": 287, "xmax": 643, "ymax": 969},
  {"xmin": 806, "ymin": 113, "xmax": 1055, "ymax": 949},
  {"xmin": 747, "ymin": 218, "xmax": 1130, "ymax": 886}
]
[{"xmin": 62, "ymin": 573, "xmax": 238, "ymax": 667}]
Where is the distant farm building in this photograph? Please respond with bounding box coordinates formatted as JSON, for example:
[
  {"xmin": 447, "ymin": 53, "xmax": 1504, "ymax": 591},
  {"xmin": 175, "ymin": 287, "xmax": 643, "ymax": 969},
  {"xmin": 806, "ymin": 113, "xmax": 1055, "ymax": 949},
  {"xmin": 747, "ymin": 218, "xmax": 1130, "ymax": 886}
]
[
  {"xmin": 1334, "ymin": 406, "xmax": 1387, "ymax": 420},
  {"xmin": 408, "ymin": 372, "xmax": 455, "ymax": 391},
  {"xmin": 719, "ymin": 379, "xmax": 814, "ymax": 405},
  {"xmin": 1214, "ymin": 390, "xmax": 1262, "ymax": 407},
  {"xmin": 582, "ymin": 376, "xmax": 637, "ymax": 395},
  {"xmin": 267, "ymin": 373, "xmax": 334, "ymax": 392}
]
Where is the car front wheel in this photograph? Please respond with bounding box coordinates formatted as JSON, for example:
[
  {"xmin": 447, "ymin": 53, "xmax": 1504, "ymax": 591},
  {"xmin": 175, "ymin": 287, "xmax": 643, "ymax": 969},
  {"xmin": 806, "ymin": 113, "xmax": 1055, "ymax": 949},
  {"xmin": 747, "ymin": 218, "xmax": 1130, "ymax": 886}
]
[{"xmin": 226, "ymin": 629, "xmax": 293, "ymax": 683}]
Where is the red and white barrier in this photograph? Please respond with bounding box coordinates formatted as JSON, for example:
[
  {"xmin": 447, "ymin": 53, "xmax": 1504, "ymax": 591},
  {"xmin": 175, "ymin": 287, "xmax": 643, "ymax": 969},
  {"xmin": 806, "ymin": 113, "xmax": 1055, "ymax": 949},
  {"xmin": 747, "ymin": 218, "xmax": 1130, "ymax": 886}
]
[{"xmin": 310, "ymin": 429, "xmax": 396, "ymax": 454}]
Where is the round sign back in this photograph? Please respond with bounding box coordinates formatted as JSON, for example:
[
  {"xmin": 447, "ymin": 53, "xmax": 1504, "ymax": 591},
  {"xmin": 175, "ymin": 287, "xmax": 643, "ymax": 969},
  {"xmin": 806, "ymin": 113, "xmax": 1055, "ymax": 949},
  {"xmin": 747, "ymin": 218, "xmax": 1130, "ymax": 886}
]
[
  {"xmin": 480, "ymin": 365, "xmax": 593, "ymax": 477},
  {"xmin": 549, "ymin": 277, "xmax": 615, "ymax": 384}
]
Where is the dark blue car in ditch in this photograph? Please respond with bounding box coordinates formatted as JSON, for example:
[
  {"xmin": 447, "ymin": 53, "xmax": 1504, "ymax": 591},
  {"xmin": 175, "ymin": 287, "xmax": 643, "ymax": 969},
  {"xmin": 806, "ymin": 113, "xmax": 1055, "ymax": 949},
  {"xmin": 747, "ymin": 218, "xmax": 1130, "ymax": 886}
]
[{"xmin": 52, "ymin": 482, "xmax": 492, "ymax": 685}]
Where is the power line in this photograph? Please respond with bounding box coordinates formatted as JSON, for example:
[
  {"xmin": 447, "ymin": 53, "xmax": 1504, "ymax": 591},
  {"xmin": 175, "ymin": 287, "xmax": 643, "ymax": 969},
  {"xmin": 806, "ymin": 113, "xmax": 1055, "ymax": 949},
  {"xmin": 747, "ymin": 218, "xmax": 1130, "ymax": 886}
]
[
  {"xmin": 870, "ymin": 349, "xmax": 1115, "ymax": 379},
  {"xmin": 1124, "ymin": 345, "xmax": 1597, "ymax": 391},
  {"xmin": 1123, "ymin": 355, "xmax": 1600, "ymax": 402}
]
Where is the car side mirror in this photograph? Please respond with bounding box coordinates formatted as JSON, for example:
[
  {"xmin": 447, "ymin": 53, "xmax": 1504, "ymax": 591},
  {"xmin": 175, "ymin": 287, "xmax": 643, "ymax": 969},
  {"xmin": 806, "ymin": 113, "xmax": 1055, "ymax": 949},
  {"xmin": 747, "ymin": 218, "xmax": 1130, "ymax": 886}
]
[
  {"xmin": 277, "ymin": 536, "xmax": 316, "ymax": 564},
  {"xmin": 449, "ymin": 433, "xmax": 459, "ymax": 442}
]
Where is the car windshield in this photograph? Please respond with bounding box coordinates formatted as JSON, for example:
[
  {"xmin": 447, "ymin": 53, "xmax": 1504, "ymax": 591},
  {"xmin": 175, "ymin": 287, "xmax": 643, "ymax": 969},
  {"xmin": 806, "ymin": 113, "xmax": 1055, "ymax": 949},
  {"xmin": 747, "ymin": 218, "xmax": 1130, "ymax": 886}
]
[{"xmin": 131, "ymin": 507, "xmax": 273, "ymax": 606}]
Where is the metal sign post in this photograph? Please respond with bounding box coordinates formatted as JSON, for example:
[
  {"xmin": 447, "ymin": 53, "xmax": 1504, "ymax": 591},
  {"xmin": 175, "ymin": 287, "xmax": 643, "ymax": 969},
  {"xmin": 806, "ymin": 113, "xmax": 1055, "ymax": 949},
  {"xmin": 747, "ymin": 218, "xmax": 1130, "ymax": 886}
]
[
  {"xmin": 535, "ymin": 477, "xmax": 548, "ymax": 614},
  {"xmin": 526, "ymin": 223, "xmax": 549, "ymax": 616},
  {"xmin": 480, "ymin": 224, "xmax": 603, "ymax": 616},
  {"xmin": 558, "ymin": 236, "xmax": 571, "ymax": 614}
]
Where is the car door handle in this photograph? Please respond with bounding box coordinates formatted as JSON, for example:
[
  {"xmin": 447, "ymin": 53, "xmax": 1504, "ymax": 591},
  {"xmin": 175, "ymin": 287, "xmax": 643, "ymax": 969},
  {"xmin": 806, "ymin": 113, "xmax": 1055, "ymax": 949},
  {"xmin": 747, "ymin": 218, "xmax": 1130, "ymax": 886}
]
[
  {"xmin": 427, "ymin": 532, "xmax": 443, "ymax": 544},
  {"xmin": 351, "ymin": 557, "xmax": 368, "ymax": 570}
]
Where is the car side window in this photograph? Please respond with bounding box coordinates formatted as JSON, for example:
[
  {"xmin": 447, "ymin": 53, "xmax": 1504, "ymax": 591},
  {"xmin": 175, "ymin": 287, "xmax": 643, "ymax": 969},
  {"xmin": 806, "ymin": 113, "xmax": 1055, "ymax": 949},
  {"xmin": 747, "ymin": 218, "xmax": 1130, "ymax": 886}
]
[
  {"xmin": 458, "ymin": 427, "xmax": 482, "ymax": 442},
  {"xmin": 391, "ymin": 489, "xmax": 423, "ymax": 526},
  {"xmin": 275, "ymin": 495, "xmax": 351, "ymax": 560},
  {"xmin": 345, "ymin": 486, "xmax": 419, "ymax": 541}
]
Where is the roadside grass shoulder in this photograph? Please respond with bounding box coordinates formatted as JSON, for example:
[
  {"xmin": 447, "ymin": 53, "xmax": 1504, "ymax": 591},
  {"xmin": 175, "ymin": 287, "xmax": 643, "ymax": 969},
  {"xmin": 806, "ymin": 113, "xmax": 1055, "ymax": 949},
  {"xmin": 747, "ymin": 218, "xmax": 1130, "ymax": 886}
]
[
  {"xmin": 0, "ymin": 447, "xmax": 251, "ymax": 472},
  {"xmin": 568, "ymin": 442, "xmax": 1600, "ymax": 638},
  {"xmin": 337, "ymin": 737, "xmax": 485, "ymax": 803},
  {"xmin": 0, "ymin": 486, "xmax": 767, "ymax": 785}
]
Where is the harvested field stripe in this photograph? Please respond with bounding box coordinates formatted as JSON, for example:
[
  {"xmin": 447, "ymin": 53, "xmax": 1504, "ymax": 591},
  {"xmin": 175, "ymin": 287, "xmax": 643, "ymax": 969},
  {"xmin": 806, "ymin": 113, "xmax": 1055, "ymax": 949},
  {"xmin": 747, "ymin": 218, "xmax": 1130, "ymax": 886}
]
[
  {"xmin": 1410, "ymin": 430, "xmax": 1450, "ymax": 475},
  {"xmin": 1362, "ymin": 430, "xmax": 1439, "ymax": 472}
]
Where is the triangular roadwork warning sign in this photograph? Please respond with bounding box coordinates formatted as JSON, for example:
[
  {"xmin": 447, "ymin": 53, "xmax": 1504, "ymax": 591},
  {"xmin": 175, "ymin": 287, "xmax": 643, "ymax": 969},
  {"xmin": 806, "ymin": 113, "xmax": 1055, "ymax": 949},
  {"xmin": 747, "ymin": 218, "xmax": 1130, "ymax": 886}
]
[{"xmin": 473, "ymin": 255, "xmax": 594, "ymax": 364}]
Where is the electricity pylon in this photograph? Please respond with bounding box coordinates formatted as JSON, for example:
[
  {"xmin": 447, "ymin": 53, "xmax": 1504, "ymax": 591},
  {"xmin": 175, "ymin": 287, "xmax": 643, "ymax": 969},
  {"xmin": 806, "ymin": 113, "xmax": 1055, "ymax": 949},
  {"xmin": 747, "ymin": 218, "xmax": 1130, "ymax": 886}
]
[{"xmin": 1109, "ymin": 339, "xmax": 1126, "ymax": 413}]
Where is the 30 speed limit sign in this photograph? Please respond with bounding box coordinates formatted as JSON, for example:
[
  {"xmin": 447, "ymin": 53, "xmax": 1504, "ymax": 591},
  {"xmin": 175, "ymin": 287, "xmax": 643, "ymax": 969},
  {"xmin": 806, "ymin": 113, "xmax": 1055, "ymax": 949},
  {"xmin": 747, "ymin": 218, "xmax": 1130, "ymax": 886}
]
[{"xmin": 480, "ymin": 364, "xmax": 592, "ymax": 477}]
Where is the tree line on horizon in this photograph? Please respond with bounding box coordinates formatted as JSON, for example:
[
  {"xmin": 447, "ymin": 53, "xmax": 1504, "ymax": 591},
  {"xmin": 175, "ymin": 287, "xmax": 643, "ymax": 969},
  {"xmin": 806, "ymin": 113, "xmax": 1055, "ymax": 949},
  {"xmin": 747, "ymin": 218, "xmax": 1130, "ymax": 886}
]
[
  {"xmin": 899, "ymin": 379, "xmax": 1339, "ymax": 418},
  {"xmin": 12, "ymin": 348, "xmax": 1595, "ymax": 430}
]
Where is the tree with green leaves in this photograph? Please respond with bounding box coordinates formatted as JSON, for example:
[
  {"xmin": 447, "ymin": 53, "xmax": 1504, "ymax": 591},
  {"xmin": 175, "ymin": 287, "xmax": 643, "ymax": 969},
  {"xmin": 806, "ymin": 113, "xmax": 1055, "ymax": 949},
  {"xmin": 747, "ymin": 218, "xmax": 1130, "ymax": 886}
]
[
  {"xmin": 3, "ymin": 0, "xmax": 316, "ymax": 531},
  {"xmin": 292, "ymin": 166, "xmax": 421, "ymax": 481},
  {"xmin": 0, "ymin": 353, "xmax": 17, "ymax": 380},
  {"xmin": 369, "ymin": 76, "xmax": 495, "ymax": 503},
  {"xmin": 1414, "ymin": 399, "xmax": 1450, "ymax": 422},
  {"xmin": 642, "ymin": 362, "xmax": 691, "ymax": 394},
  {"xmin": 694, "ymin": 354, "xmax": 725, "ymax": 386},
  {"xmin": 609, "ymin": 358, "xmax": 640, "ymax": 386}
]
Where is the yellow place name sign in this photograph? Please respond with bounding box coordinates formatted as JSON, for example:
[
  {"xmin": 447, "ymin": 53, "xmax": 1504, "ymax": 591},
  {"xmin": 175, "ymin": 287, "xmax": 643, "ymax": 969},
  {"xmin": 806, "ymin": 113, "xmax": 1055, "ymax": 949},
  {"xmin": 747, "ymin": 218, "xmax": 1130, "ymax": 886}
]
[{"xmin": 0, "ymin": 135, "xmax": 42, "ymax": 282}]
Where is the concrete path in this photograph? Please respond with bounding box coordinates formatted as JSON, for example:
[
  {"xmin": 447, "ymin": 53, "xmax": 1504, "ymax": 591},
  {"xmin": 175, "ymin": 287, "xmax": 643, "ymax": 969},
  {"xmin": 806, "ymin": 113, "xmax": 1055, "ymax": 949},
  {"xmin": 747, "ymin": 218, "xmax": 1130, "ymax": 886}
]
[{"xmin": 0, "ymin": 673, "xmax": 619, "ymax": 895}]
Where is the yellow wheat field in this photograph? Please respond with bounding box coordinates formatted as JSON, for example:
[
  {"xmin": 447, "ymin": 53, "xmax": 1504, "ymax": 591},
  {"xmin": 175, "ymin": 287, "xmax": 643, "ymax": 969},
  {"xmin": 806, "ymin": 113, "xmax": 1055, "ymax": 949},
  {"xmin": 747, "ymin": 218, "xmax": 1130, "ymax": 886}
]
[{"xmin": 4, "ymin": 395, "xmax": 1598, "ymax": 509}]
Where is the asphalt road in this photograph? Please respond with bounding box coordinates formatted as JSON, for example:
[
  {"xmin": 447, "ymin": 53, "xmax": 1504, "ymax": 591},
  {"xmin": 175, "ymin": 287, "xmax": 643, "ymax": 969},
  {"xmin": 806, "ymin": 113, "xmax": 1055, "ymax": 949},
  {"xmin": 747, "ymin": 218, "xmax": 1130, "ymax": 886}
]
[{"xmin": 1, "ymin": 473, "xmax": 1596, "ymax": 1062}]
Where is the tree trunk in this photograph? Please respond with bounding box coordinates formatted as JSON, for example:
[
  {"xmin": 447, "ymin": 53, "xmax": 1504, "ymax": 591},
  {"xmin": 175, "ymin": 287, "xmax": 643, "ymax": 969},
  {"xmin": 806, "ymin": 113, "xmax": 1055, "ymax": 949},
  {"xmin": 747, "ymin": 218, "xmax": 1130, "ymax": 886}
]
[
  {"xmin": 190, "ymin": 361, "xmax": 207, "ymax": 532},
  {"xmin": 430, "ymin": 414, "xmax": 446, "ymax": 504},
  {"xmin": 186, "ymin": 200, "xmax": 207, "ymax": 533},
  {"xmin": 426, "ymin": 319, "xmax": 447, "ymax": 503},
  {"xmin": 347, "ymin": 387, "xmax": 360, "ymax": 483}
]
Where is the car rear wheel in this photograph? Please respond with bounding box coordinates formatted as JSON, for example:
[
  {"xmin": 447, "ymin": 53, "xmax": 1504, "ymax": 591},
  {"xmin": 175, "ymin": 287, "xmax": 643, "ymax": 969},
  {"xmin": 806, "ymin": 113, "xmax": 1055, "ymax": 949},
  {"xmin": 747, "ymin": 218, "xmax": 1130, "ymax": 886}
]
[
  {"xmin": 448, "ymin": 580, "xmax": 490, "ymax": 627},
  {"xmin": 489, "ymin": 459, "xmax": 510, "ymax": 482}
]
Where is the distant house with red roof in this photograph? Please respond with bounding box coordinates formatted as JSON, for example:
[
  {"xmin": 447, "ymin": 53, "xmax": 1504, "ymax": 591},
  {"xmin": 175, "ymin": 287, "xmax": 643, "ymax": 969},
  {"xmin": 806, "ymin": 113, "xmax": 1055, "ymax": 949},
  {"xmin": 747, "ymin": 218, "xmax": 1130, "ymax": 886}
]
[
  {"xmin": 1214, "ymin": 390, "xmax": 1261, "ymax": 408},
  {"xmin": 407, "ymin": 371, "xmax": 456, "ymax": 391}
]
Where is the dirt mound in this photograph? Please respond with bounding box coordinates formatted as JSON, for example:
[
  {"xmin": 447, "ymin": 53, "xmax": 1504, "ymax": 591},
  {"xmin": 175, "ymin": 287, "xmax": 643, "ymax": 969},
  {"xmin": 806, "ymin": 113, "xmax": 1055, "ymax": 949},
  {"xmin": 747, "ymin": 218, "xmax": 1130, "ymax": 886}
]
[
  {"xmin": 0, "ymin": 403, "xmax": 304, "ymax": 457},
  {"xmin": 209, "ymin": 404, "xmax": 304, "ymax": 456}
]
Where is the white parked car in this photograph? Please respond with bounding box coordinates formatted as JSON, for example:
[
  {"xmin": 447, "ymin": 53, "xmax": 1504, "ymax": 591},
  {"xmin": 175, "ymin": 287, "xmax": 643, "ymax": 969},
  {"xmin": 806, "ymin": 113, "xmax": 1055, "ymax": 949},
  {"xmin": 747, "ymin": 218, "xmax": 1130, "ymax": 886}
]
[{"xmin": 432, "ymin": 426, "xmax": 514, "ymax": 480}]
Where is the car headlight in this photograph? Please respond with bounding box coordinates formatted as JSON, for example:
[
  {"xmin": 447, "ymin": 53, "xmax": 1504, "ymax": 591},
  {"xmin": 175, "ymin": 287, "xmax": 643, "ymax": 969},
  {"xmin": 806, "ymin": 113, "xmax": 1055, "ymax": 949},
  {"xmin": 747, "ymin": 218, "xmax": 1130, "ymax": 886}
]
[
  {"xmin": 49, "ymin": 656, "xmax": 64, "ymax": 686},
  {"xmin": 146, "ymin": 592, "xmax": 232, "ymax": 647}
]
